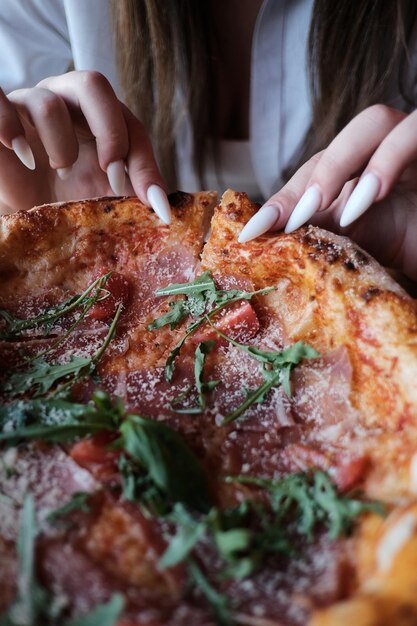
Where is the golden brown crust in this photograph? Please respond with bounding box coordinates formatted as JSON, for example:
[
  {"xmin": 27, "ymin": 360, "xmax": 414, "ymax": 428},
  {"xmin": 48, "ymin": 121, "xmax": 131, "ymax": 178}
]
[{"xmin": 0, "ymin": 192, "xmax": 215, "ymax": 302}]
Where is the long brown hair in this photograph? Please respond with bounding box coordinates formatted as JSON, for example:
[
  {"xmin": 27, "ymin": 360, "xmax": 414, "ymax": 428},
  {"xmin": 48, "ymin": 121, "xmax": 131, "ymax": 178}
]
[{"xmin": 113, "ymin": 0, "xmax": 417, "ymax": 190}]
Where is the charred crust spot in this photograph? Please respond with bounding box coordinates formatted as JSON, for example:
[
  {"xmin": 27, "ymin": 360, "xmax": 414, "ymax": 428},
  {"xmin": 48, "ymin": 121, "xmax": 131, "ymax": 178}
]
[
  {"xmin": 352, "ymin": 248, "xmax": 370, "ymax": 267},
  {"xmin": 168, "ymin": 191, "xmax": 191, "ymax": 214},
  {"xmin": 344, "ymin": 259, "xmax": 357, "ymax": 271},
  {"xmin": 361, "ymin": 287, "xmax": 382, "ymax": 302},
  {"xmin": 225, "ymin": 202, "xmax": 245, "ymax": 221},
  {"xmin": 103, "ymin": 205, "xmax": 113, "ymax": 214},
  {"xmin": 303, "ymin": 232, "xmax": 342, "ymax": 264},
  {"xmin": 221, "ymin": 249, "xmax": 229, "ymax": 256}
]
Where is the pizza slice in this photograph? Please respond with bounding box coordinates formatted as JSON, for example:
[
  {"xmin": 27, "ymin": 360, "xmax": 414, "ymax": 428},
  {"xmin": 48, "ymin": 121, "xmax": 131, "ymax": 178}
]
[{"xmin": 1, "ymin": 190, "xmax": 417, "ymax": 625}]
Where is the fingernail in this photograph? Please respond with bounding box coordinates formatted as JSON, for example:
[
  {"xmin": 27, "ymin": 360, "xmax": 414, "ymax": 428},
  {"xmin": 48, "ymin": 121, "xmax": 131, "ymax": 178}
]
[
  {"xmin": 238, "ymin": 205, "xmax": 280, "ymax": 243},
  {"xmin": 107, "ymin": 160, "xmax": 126, "ymax": 196},
  {"xmin": 339, "ymin": 172, "xmax": 380, "ymax": 228},
  {"xmin": 147, "ymin": 184, "xmax": 172, "ymax": 225},
  {"xmin": 56, "ymin": 166, "xmax": 72, "ymax": 180},
  {"xmin": 11, "ymin": 136, "xmax": 35, "ymax": 170},
  {"xmin": 284, "ymin": 185, "xmax": 322, "ymax": 233}
]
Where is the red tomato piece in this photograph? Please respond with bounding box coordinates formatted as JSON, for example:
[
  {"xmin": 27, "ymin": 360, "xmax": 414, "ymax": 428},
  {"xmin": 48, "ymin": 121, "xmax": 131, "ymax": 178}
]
[
  {"xmin": 70, "ymin": 431, "xmax": 120, "ymax": 470},
  {"xmin": 191, "ymin": 300, "xmax": 260, "ymax": 345},
  {"xmin": 89, "ymin": 271, "xmax": 130, "ymax": 321}
]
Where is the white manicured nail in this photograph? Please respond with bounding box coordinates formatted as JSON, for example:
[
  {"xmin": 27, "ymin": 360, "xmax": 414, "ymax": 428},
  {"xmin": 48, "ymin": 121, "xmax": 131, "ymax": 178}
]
[
  {"xmin": 285, "ymin": 185, "xmax": 322, "ymax": 233},
  {"xmin": 11, "ymin": 136, "xmax": 35, "ymax": 170},
  {"xmin": 238, "ymin": 205, "xmax": 280, "ymax": 243},
  {"xmin": 339, "ymin": 172, "xmax": 380, "ymax": 228},
  {"xmin": 147, "ymin": 184, "xmax": 172, "ymax": 225},
  {"xmin": 107, "ymin": 160, "xmax": 126, "ymax": 196},
  {"xmin": 56, "ymin": 166, "xmax": 72, "ymax": 180}
]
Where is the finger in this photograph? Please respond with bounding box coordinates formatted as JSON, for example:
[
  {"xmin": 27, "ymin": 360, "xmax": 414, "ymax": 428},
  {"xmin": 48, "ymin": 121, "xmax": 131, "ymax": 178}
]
[
  {"xmin": 39, "ymin": 72, "xmax": 130, "ymax": 192},
  {"xmin": 0, "ymin": 88, "xmax": 35, "ymax": 169},
  {"xmin": 122, "ymin": 105, "xmax": 171, "ymax": 224},
  {"xmin": 306, "ymin": 105, "xmax": 405, "ymax": 205},
  {"xmin": 238, "ymin": 154, "xmax": 319, "ymax": 242},
  {"xmin": 39, "ymin": 71, "xmax": 167, "ymax": 207},
  {"xmin": 9, "ymin": 87, "xmax": 79, "ymax": 174},
  {"xmin": 242, "ymin": 105, "xmax": 405, "ymax": 240},
  {"xmin": 340, "ymin": 108, "xmax": 417, "ymax": 227}
]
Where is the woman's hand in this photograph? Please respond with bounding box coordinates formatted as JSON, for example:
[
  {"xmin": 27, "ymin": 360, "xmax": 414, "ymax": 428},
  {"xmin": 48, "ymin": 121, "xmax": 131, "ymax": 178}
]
[
  {"xmin": 239, "ymin": 105, "xmax": 417, "ymax": 280},
  {"xmin": 0, "ymin": 71, "xmax": 171, "ymax": 223}
]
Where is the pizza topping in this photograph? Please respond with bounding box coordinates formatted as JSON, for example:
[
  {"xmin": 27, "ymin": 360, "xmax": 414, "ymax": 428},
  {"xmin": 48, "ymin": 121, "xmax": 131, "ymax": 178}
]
[
  {"xmin": 171, "ymin": 341, "xmax": 220, "ymax": 414},
  {"xmin": 0, "ymin": 273, "xmax": 113, "ymax": 340},
  {"xmin": 147, "ymin": 270, "xmax": 272, "ymax": 382},
  {"xmin": 190, "ymin": 301, "xmax": 260, "ymax": 346},
  {"xmin": 1, "ymin": 492, "xmax": 125, "ymax": 626},
  {"xmin": 147, "ymin": 271, "xmax": 320, "ymax": 423},
  {"xmin": 205, "ymin": 322, "xmax": 319, "ymax": 424},
  {"xmin": 0, "ymin": 389, "xmax": 384, "ymax": 626},
  {"xmin": 88, "ymin": 271, "xmax": 130, "ymax": 321},
  {"xmin": 1, "ymin": 303, "xmax": 123, "ymax": 400}
]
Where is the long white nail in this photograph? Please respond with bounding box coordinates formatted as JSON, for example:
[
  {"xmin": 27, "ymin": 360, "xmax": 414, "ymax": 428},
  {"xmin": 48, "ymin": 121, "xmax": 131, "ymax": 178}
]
[
  {"xmin": 285, "ymin": 185, "xmax": 322, "ymax": 233},
  {"xmin": 238, "ymin": 205, "xmax": 280, "ymax": 243},
  {"xmin": 56, "ymin": 166, "xmax": 72, "ymax": 180},
  {"xmin": 147, "ymin": 184, "xmax": 172, "ymax": 225},
  {"xmin": 107, "ymin": 160, "xmax": 126, "ymax": 196},
  {"xmin": 339, "ymin": 172, "xmax": 380, "ymax": 228},
  {"xmin": 11, "ymin": 136, "xmax": 35, "ymax": 170}
]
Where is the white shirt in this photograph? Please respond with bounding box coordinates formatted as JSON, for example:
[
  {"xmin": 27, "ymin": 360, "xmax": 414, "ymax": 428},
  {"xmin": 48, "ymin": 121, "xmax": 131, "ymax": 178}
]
[{"xmin": 0, "ymin": 0, "xmax": 414, "ymax": 200}]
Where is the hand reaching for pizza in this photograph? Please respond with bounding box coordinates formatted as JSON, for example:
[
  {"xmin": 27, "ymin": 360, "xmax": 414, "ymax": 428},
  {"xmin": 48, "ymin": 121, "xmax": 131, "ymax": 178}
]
[
  {"xmin": 239, "ymin": 104, "xmax": 417, "ymax": 280},
  {"xmin": 0, "ymin": 71, "xmax": 171, "ymax": 223}
]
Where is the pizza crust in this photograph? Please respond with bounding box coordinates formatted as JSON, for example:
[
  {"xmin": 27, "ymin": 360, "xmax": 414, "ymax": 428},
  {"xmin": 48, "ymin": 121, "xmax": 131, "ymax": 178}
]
[{"xmin": 0, "ymin": 191, "xmax": 216, "ymax": 302}]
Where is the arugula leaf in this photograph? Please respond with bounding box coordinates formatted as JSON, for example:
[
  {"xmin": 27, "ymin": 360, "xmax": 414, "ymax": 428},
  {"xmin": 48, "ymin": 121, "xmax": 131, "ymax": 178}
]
[
  {"xmin": 119, "ymin": 415, "xmax": 211, "ymax": 513},
  {"xmin": 164, "ymin": 319, "xmax": 201, "ymax": 382},
  {"xmin": 64, "ymin": 594, "xmax": 124, "ymax": 626},
  {"xmin": 147, "ymin": 300, "xmax": 187, "ymax": 331},
  {"xmin": 148, "ymin": 271, "xmax": 273, "ymax": 382},
  {"xmin": 0, "ymin": 390, "xmax": 123, "ymax": 444},
  {"xmin": 0, "ymin": 273, "xmax": 112, "ymax": 339},
  {"xmin": 188, "ymin": 559, "xmax": 233, "ymax": 626},
  {"xmin": 0, "ymin": 389, "xmax": 211, "ymax": 515},
  {"xmin": 172, "ymin": 341, "xmax": 220, "ymax": 414},
  {"xmin": 0, "ymin": 493, "xmax": 124, "ymax": 626},
  {"xmin": 205, "ymin": 323, "xmax": 320, "ymax": 424},
  {"xmin": 2, "ymin": 303, "xmax": 123, "ymax": 399},
  {"xmin": 228, "ymin": 471, "xmax": 384, "ymax": 540},
  {"xmin": 154, "ymin": 271, "xmax": 217, "ymax": 298},
  {"xmin": 48, "ymin": 492, "xmax": 91, "ymax": 524},
  {"xmin": 3, "ymin": 356, "xmax": 92, "ymax": 398},
  {"xmin": 0, "ymin": 397, "xmax": 94, "ymax": 431},
  {"xmin": 159, "ymin": 504, "xmax": 206, "ymax": 568},
  {"xmin": 0, "ymin": 493, "xmax": 50, "ymax": 626}
]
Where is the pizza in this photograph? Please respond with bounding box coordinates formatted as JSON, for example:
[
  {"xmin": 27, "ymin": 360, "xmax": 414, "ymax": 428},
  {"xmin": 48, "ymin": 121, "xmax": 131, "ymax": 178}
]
[{"xmin": 1, "ymin": 189, "xmax": 417, "ymax": 626}]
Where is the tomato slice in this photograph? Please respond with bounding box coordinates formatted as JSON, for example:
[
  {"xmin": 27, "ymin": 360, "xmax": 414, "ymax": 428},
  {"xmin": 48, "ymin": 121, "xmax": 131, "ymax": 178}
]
[
  {"xmin": 191, "ymin": 300, "xmax": 260, "ymax": 345},
  {"xmin": 70, "ymin": 431, "xmax": 120, "ymax": 468},
  {"xmin": 89, "ymin": 271, "xmax": 130, "ymax": 321}
]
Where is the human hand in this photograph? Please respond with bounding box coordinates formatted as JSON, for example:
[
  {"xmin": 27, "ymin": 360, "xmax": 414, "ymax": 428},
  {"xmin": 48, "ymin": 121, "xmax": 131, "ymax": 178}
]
[
  {"xmin": 0, "ymin": 71, "xmax": 171, "ymax": 223},
  {"xmin": 239, "ymin": 105, "xmax": 417, "ymax": 280}
]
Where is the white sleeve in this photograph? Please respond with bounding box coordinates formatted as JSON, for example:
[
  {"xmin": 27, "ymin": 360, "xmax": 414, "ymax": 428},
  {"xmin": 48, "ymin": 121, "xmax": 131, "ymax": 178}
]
[{"xmin": 0, "ymin": 0, "xmax": 73, "ymax": 93}]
